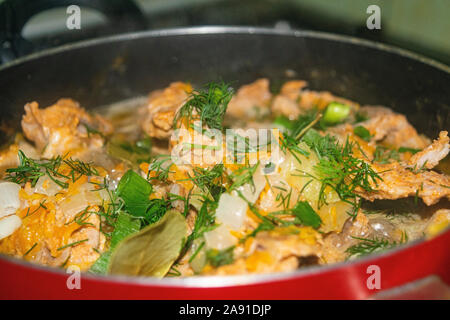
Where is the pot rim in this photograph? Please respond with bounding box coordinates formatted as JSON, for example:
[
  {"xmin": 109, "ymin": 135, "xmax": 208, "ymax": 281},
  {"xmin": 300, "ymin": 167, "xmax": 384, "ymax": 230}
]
[{"xmin": 0, "ymin": 26, "xmax": 449, "ymax": 73}]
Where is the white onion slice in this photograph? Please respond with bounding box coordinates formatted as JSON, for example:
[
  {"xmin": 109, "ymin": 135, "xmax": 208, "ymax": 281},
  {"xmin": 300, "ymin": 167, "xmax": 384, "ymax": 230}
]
[
  {"xmin": 204, "ymin": 224, "xmax": 237, "ymax": 250},
  {"xmin": 235, "ymin": 168, "xmax": 266, "ymax": 204},
  {"xmin": 215, "ymin": 193, "xmax": 248, "ymax": 231},
  {"xmin": 0, "ymin": 182, "xmax": 21, "ymax": 218},
  {"xmin": 33, "ymin": 177, "xmax": 62, "ymax": 196},
  {"xmin": 59, "ymin": 192, "xmax": 89, "ymax": 220},
  {"xmin": 0, "ymin": 215, "xmax": 22, "ymax": 240}
]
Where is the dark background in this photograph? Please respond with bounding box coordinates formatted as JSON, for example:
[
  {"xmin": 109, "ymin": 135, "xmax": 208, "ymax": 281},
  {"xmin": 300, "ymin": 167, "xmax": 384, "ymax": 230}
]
[{"xmin": 1, "ymin": 0, "xmax": 449, "ymax": 65}]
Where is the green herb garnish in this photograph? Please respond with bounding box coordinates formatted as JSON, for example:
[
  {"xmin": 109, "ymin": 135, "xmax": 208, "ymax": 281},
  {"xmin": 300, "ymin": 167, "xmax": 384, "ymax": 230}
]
[
  {"xmin": 6, "ymin": 150, "xmax": 98, "ymax": 188},
  {"xmin": 174, "ymin": 82, "xmax": 233, "ymax": 131},
  {"xmin": 116, "ymin": 169, "xmax": 153, "ymax": 217},
  {"xmin": 398, "ymin": 147, "xmax": 421, "ymax": 154},
  {"xmin": 206, "ymin": 246, "xmax": 235, "ymax": 267},
  {"xmin": 291, "ymin": 201, "xmax": 322, "ymax": 229},
  {"xmin": 353, "ymin": 125, "xmax": 372, "ymax": 142},
  {"xmin": 345, "ymin": 235, "xmax": 404, "ymax": 258},
  {"xmin": 302, "ymin": 131, "xmax": 381, "ymax": 209}
]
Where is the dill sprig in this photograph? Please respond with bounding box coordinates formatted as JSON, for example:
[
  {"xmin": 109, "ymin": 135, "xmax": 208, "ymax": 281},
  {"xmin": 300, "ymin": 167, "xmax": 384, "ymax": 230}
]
[
  {"xmin": 89, "ymin": 177, "xmax": 124, "ymax": 237},
  {"xmin": 57, "ymin": 238, "xmax": 89, "ymax": 251},
  {"xmin": 174, "ymin": 82, "xmax": 233, "ymax": 131},
  {"xmin": 278, "ymin": 112, "xmax": 322, "ymax": 163},
  {"xmin": 345, "ymin": 236, "xmax": 403, "ymax": 258},
  {"xmin": 302, "ymin": 130, "xmax": 382, "ymax": 209},
  {"xmin": 184, "ymin": 164, "xmax": 226, "ymax": 201},
  {"xmin": 182, "ymin": 196, "xmax": 218, "ymax": 256},
  {"xmin": 206, "ymin": 246, "xmax": 235, "ymax": 267},
  {"xmin": 372, "ymin": 146, "xmax": 400, "ymax": 164},
  {"xmin": 228, "ymin": 162, "xmax": 259, "ymax": 192},
  {"xmin": 5, "ymin": 150, "xmax": 98, "ymax": 188},
  {"xmin": 146, "ymin": 155, "xmax": 174, "ymax": 182}
]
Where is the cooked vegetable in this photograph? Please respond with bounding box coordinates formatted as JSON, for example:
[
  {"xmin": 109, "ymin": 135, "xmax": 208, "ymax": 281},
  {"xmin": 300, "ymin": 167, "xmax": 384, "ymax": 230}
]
[
  {"xmin": 89, "ymin": 211, "xmax": 141, "ymax": 274},
  {"xmin": 0, "ymin": 215, "xmax": 21, "ymax": 240},
  {"xmin": 107, "ymin": 136, "xmax": 151, "ymax": 167},
  {"xmin": 108, "ymin": 210, "xmax": 187, "ymax": 277},
  {"xmin": 206, "ymin": 246, "xmax": 235, "ymax": 267},
  {"xmin": 0, "ymin": 182, "xmax": 21, "ymax": 218},
  {"xmin": 322, "ymin": 102, "xmax": 351, "ymax": 125},
  {"xmin": 353, "ymin": 125, "xmax": 372, "ymax": 142},
  {"xmin": 292, "ymin": 201, "xmax": 322, "ymax": 229},
  {"xmin": 116, "ymin": 169, "xmax": 153, "ymax": 217}
]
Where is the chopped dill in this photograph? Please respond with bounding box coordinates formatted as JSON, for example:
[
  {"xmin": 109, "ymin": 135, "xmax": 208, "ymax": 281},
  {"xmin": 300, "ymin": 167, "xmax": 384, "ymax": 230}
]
[
  {"xmin": 346, "ymin": 233, "xmax": 408, "ymax": 258},
  {"xmin": 57, "ymin": 239, "xmax": 89, "ymax": 251},
  {"xmin": 188, "ymin": 241, "xmax": 206, "ymax": 263},
  {"xmin": 174, "ymin": 82, "xmax": 234, "ymax": 131},
  {"xmin": 166, "ymin": 265, "xmax": 182, "ymax": 277},
  {"xmin": 6, "ymin": 150, "xmax": 98, "ymax": 188},
  {"xmin": 23, "ymin": 243, "xmax": 38, "ymax": 257},
  {"xmin": 183, "ymin": 197, "xmax": 218, "ymax": 254},
  {"xmin": 301, "ymin": 130, "xmax": 382, "ymax": 209},
  {"xmin": 184, "ymin": 164, "xmax": 226, "ymax": 201},
  {"xmin": 146, "ymin": 155, "xmax": 174, "ymax": 182},
  {"xmin": 206, "ymin": 246, "xmax": 235, "ymax": 267},
  {"xmin": 228, "ymin": 162, "xmax": 259, "ymax": 192},
  {"xmin": 373, "ymin": 146, "xmax": 400, "ymax": 164}
]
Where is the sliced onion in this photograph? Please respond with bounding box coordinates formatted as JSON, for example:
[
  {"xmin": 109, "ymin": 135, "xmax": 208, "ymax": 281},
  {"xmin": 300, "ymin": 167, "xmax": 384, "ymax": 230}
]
[
  {"xmin": 189, "ymin": 238, "xmax": 207, "ymax": 273},
  {"xmin": 0, "ymin": 215, "xmax": 22, "ymax": 240},
  {"xmin": 204, "ymin": 224, "xmax": 238, "ymax": 250},
  {"xmin": 215, "ymin": 193, "xmax": 248, "ymax": 231},
  {"xmin": 59, "ymin": 192, "xmax": 89, "ymax": 221},
  {"xmin": 235, "ymin": 167, "xmax": 266, "ymax": 204},
  {"xmin": 33, "ymin": 177, "xmax": 62, "ymax": 196},
  {"xmin": 0, "ymin": 182, "xmax": 21, "ymax": 218}
]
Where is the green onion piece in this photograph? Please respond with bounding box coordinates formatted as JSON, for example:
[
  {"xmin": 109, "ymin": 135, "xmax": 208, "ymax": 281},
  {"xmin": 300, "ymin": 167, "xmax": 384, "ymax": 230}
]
[
  {"xmin": 273, "ymin": 116, "xmax": 294, "ymax": 131},
  {"xmin": 89, "ymin": 251, "xmax": 111, "ymax": 274},
  {"xmin": 206, "ymin": 246, "xmax": 235, "ymax": 267},
  {"xmin": 89, "ymin": 212, "xmax": 141, "ymax": 274},
  {"xmin": 323, "ymin": 102, "xmax": 351, "ymax": 125},
  {"xmin": 292, "ymin": 201, "xmax": 322, "ymax": 229},
  {"xmin": 353, "ymin": 125, "xmax": 372, "ymax": 142},
  {"xmin": 116, "ymin": 170, "xmax": 152, "ymax": 217},
  {"xmin": 144, "ymin": 199, "xmax": 169, "ymax": 225},
  {"xmin": 110, "ymin": 212, "xmax": 142, "ymax": 249}
]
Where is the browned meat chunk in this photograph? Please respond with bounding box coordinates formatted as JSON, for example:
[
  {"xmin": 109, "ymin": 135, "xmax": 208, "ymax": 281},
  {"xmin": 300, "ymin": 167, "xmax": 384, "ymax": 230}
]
[
  {"xmin": 272, "ymin": 80, "xmax": 358, "ymax": 119},
  {"xmin": 140, "ymin": 82, "xmax": 192, "ymax": 139},
  {"xmin": 205, "ymin": 226, "xmax": 323, "ymax": 275},
  {"xmin": 408, "ymin": 131, "xmax": 449, "ymax": 170},
  {"xmin": 21, "ymin": 99, "xmax": 112, "ymax": 158},
  {"xmin": 357, "ymin": 161, "xmax": 450, "ymax": 206},
  {"xmin": 227, "ymin": 79, "xmax": 272, "ymax": 119},
  {"xmin": 357, "ymin": 106, "xmax": 430, "ymax": 149}
]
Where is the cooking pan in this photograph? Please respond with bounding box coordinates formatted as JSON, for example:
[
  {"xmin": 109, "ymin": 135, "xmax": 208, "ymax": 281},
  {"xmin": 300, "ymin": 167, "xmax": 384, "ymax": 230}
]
[{"xmin": 0, "ymin": 27, "xmax": 449, "ymax": 299}]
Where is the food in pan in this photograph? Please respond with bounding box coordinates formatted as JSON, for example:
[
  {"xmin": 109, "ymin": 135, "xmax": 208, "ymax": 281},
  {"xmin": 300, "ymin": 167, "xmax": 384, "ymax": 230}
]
[{"xmin": 0, "ymin": 79, "xmax": 448, "ymax": 277}]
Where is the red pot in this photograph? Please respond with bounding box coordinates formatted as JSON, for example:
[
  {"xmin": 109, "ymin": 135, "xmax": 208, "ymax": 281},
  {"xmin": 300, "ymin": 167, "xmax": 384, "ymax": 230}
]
[
  {"xmin": 0, "ymin": 27, "xmax": 449, "ymax": 300},
  {"xmin": 1, "ymin": 230, "xmax": 448, "ymax": 300}
]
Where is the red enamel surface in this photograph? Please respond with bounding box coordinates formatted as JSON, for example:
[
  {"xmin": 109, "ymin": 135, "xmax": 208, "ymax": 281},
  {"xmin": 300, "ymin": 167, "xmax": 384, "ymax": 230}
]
[{"xmin": 1, "ymin": 231, "xmax": 448, "ymax": 300}]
